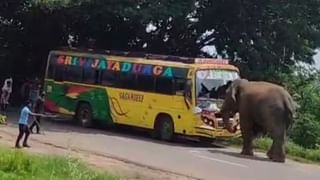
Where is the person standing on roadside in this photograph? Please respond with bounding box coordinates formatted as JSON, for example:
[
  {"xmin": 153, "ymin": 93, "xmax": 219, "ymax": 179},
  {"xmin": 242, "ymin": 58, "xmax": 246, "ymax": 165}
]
[
  {"xmin": 0, "ymin": 77, "xmax": 13, "ymax": 124},
  {"xmin": 21, "ymin": 78, "xmax": 31, "ymax": 103},
  {"xmin": 15, "ymin": 100, "xmax": 43, "ymax": 148},
  {"xmin": 29, "ymin": 78, "xmax": 40, "ymax": 110},
  {"xmin": 29, "ymin": 92, "xmax": 45, "ymax": 134}
]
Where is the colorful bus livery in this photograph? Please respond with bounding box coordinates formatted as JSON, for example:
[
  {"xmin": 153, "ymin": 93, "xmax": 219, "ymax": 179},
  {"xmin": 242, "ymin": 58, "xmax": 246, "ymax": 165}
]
[
  {"xmin": 55, "ymin": 54, "xmax": 175, "ymax": 77},
  {"xmin": 44, "ymin": 48, "xmax": 241, "ymax": 142}
]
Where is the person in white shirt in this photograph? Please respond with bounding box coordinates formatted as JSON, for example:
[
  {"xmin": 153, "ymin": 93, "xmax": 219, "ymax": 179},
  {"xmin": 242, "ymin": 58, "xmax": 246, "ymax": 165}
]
[{"xmin": 0, "ymin": 77, "xmax": 13, "ymax": 117}]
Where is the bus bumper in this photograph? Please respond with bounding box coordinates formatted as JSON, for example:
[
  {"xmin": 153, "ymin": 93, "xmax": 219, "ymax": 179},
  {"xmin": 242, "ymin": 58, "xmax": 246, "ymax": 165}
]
[{"xmin": 194, "ymin": 125, "xmax": 241, "ymax": 139}]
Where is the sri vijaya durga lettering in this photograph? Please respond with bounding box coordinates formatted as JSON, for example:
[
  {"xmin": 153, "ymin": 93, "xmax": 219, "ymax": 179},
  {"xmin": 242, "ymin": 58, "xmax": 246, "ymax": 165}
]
[
  {"xmin": 119, "ymin": 92, "xmax": 144, "ymax": 102},
  {"xmin": 56, "ymin": 55, "xmax": 173, "ymax": 77}
]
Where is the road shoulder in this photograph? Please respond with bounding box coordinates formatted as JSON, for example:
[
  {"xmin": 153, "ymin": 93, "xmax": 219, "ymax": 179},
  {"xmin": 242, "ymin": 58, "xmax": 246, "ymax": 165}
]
[{"xmin": 0, "ymin": 126, "xmax": 197, "ymax": 180}]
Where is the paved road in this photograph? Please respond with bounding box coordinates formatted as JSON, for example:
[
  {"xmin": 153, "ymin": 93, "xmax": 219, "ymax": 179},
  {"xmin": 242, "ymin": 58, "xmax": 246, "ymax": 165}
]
[{"xmin": 2, "ymin": 112, "xmax": 320, "ymax": 180}]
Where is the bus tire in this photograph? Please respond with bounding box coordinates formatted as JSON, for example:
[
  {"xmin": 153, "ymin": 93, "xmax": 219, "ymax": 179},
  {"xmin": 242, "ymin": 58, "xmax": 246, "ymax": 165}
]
[
  {"xmin": 76, "ymin": 103, "xmax": 93, "ymax": 128},
  {"xmin": 154, "ymin": 115, "xmax": 175, "ymax": 142},
  {"xmin": 199, "ymin": 137, "xmax": 214, "ymax": 146}
]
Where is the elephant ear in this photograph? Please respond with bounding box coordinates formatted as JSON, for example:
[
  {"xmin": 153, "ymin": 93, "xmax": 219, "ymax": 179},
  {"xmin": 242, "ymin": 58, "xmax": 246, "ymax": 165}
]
[
  {"xmin": 230, "ymin": 79, "xmax": 246, "ymax": 102},
  {"xmin": 230, "ymin": 83, "xmax": 238, "ymax": 102}
]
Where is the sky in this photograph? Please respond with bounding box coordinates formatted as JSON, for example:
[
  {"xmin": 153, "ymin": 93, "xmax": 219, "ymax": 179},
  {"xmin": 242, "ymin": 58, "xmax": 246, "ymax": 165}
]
[{"xmin": 313, "ymin": 49, "xmax": 320, "ymax": 69}]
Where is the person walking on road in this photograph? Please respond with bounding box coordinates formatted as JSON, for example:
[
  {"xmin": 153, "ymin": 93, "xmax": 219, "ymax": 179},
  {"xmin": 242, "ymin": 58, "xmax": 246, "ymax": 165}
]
[
  {"xmin": 15, "ymin": 100, "xmax": 44, "ymax": 148},
  {"xmin": 30, "ymin": 92, "xmax": 45, "ymax": 134}
]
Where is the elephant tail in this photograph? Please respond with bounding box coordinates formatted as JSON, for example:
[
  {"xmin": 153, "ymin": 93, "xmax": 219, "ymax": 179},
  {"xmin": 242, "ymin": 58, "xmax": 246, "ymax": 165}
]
[{"xmin": 283, "ymin": 94, "xmax": 297, "ymax": 129}]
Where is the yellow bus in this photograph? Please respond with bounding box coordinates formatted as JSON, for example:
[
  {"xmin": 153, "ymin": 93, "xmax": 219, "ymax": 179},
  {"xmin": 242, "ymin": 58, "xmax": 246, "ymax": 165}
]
[{"xmin": 44, "ymin": 48, "xmax": 241, "ymax": 142}]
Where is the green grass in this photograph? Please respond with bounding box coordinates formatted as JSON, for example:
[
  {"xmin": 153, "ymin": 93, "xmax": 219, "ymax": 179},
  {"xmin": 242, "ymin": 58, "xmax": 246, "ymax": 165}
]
[
  {"xmin": 0, "ymin": 147, "xmax": 121, "ymax": 180},
  {"xmin": 229, "ymin": 137, "xmax": 320, "ymax": 163}
]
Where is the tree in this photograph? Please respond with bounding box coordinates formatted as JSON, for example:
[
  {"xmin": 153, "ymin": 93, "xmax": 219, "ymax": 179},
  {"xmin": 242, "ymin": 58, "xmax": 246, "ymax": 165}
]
[
  {"xmin": 195, "ymin": 0, "xmax": 320, "ymax": 80},
  {"xmin": 0, "ymin": 0, "xmax": 29, "ymax": 76},
  {"xmin": 2, "ymin": 0, "xmax": 320, "ymax": 81},
  {"xmin": 14, "ymin": 0, "xmax": 198, "ymax": 76}
]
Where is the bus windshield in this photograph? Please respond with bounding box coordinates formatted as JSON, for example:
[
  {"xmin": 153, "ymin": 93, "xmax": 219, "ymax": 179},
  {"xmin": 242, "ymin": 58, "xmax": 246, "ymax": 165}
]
[{"xmin": 196, "ymin": 69, "xmax": 239, "ymax": 100}]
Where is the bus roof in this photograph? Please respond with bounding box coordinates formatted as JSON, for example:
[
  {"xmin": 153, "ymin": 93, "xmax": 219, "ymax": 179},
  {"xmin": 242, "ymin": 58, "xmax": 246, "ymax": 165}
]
[{"xmin": 50, "ymin": 47, "xmax": 239, "ymax": 71}]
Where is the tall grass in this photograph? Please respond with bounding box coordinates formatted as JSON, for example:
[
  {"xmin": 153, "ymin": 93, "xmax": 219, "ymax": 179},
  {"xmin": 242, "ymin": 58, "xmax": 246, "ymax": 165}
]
[
  {"xmin": 0, "ymin": 147, "xmax": 121, "ymax": 180},
  {"xmin": 230, "ymin": 137, "xmax": 320, "ymax": 163}
]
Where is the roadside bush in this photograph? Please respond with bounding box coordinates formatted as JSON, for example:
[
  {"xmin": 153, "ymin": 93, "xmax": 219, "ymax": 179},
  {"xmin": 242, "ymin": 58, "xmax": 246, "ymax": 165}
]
[
  {"xmin": 289, "ymin": 114, "xmax": 320, "ymax": 149},
  {"xmin": 280, "ymin": 68, "xmax": 320, "ymax": 149},
  {"xmin": 286, "ymin": 141, "xmax": 320, "ymax": 162},
  {"xmin": 256, "ymin": 138, "xmax": 320, "ymax": 162},
  {"xmin": 230, "ymin": 137, "xmax": 320, "ymax": 162}
]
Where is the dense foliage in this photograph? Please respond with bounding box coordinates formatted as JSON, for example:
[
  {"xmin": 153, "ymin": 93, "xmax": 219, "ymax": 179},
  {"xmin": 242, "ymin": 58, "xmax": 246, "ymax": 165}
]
[
  {"xmin": 282, "ymin": 68, "xmax": 320, "ymax": 149},
  {"xmin": 1, "ymin": 0, "xmax": 320, "ymax": 78},
  {"xmin": 1, "ymin": 0, "xmax": 320, "ymax": 149}
]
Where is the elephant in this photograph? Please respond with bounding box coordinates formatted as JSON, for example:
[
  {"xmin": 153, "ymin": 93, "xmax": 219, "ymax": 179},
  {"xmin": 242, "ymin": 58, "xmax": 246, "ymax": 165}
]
[{"xmin": 220, "ymin": 79, "xmax": 296, "ymax": 163}]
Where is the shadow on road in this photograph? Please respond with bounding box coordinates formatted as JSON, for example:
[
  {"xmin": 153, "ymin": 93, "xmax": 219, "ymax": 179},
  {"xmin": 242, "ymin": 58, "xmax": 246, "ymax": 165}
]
[
  {"xmin": 208, "ymin": 149, "xmax": 271, "ymax": 162},
  {"xmin": 6, "ymin": 110, "xmax": 229, "ymax": 149}
]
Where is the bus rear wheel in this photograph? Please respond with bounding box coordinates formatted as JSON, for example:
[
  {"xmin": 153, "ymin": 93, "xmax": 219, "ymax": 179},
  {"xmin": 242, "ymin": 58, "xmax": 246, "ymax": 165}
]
[
  {"xmin": 76, "ymin": 103, "xmax": 93, "ymax": 128},
  {"xmin": 155, "ymin": 116, "xmax": 175, "ymax": 142}
]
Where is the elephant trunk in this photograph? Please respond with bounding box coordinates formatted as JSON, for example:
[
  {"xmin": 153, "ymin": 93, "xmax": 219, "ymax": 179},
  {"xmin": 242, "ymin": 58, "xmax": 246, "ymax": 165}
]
[
  {"xmin": 221, "ymin": 111, "xmax": 237, "ymax": 133},
  {"xmin": 221, "ymin": 110, "xmax": 230, "ymax": 124},
  {"xmin": 221, "ymin": 90, "xmax": 239, "ymax": 133}
]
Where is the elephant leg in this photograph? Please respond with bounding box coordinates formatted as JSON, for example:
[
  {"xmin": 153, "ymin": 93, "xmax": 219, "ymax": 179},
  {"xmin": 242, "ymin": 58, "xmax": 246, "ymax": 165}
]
[
  {"xmin": 269, "ymin": 130, "xmax": 286, "ymax": 163},
  {"xmin": 267, "ymin": 142, "xmax": 275, "ymax": 160},
  {"xmin": 240, "ymin": 129, "xmax": 254, "ymax": 156}
]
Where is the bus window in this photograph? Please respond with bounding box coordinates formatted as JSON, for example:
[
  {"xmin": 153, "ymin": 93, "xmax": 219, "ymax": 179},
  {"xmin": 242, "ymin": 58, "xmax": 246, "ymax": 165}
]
[
  {"xmin": 54, "ymin": 65, "xmax": 65, "ymax": 81},
  {"xmin": 101, "ymin": 70, "xmax": 120, "ymax": 87},
  {"xmin": 173, "ymin": 68, "xmax": 188, "ymax": 79},
  {"xmin": 120, "ymin": 72, "xmax": 137, "ymax": 90},
  {"xmin": 65, "ymin": 66, "xmax": 83, "ymax": 82},
  {"xmin": 83, "ymin": 68, "xmax": 100, "ymax": 84},
  {"xmin": 136, "ymin": 75, "xmax": 155, "ymax": 92},
  {"xmin": 47, "ymin": 57, "xmax": 55, "ymax": 79},
  {"xmin": 175, "ymin": 78, "xmax": 186, "ymax": 95},
  {"xmin": 155, "ymin": 77, "xmax": 174, "ymax": 95}
]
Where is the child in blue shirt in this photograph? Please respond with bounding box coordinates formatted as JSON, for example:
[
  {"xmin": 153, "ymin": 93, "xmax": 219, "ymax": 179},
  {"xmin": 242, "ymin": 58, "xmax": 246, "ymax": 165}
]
[{"xmin": 15, "ymin": 100, "xmax": 44, "ymax": 148}]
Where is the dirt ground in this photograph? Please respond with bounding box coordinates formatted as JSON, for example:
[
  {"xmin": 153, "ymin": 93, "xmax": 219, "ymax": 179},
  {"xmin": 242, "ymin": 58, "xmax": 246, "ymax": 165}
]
[{"xmin": 0, "ymin": 128, "xmax": 197, "ymax": 180}]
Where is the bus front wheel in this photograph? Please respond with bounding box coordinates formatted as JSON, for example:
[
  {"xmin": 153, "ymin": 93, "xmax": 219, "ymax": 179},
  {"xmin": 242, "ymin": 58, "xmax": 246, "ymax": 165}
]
[
  {"xmin": 155, "ymin": 115, "xmax": 175, "ymax": 142},
  {"xmin": 76, "ymin": 103, "xmax": 93, "ymax": 128}
]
